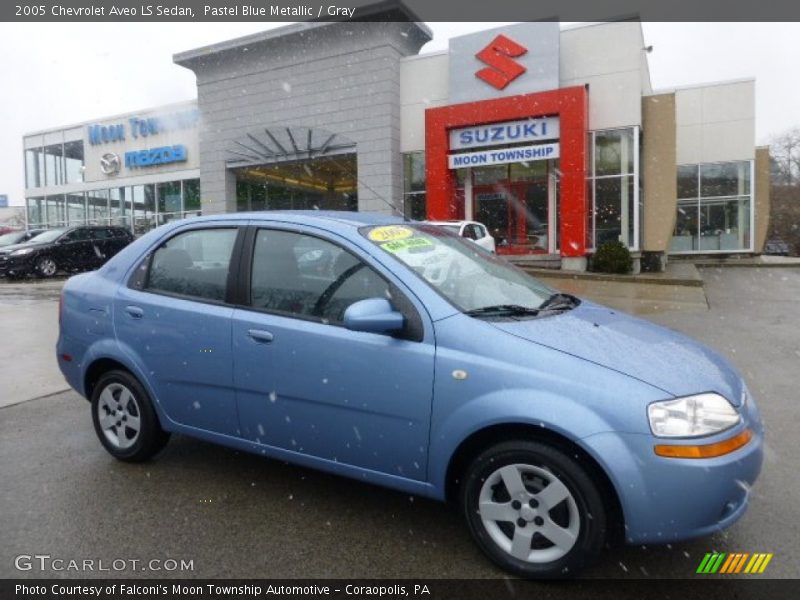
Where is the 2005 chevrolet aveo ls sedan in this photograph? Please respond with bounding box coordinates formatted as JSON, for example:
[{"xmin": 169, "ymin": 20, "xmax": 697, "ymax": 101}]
[{"xmin": 57, "ymin": 212, "xmax": 763, "ymax": 578}]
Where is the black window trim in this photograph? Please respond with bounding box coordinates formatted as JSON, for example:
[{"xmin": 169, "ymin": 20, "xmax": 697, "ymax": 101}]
[
  {"xmin": 127, "ymin": 224, "xmax": 246, "ymax": 308},
  {"xmin": 236, "ymin": 224, "xmax": 425, "ymax": 342}
]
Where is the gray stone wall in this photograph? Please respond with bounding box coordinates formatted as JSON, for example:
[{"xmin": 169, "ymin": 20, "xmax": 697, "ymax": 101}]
[{"xmin": 175, "ymin": 21, "xmax": 430, "ymax": 215}]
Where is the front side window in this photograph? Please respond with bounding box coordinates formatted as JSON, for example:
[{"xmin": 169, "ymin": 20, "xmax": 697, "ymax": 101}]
[
  {"xmin": 250, "ymin": 229, "xmax": 390, "ymax": 324},
  {"xmin": 147, "ymin": 228, "xmax": 238, "ymax": 302},
  {"xmin": 29, "ymin": 228, "xmax": 67, "ymax": 244}
]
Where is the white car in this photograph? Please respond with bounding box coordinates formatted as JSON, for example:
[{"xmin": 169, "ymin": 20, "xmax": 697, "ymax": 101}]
[{"xmin": 426, "ymin": 220, "xmax": 496, "ymax": 253}]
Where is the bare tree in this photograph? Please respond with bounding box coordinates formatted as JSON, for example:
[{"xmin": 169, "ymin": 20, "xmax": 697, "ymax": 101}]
[{"xmin": 770, "ymin": 127, "xmax": 800, "ymax": 186}]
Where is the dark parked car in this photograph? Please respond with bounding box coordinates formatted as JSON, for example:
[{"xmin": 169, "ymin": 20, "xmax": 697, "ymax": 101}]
[
  {"xmin": 763, "ymin": 237, "xmax": 790, "ymax": 256},
  {"xmin": 0, "ymin": 225, "xmax": 133, "ymax": 278},
  {"xmin": 0, "ymin": 229, "xmax": 45, "ymax": 248}
]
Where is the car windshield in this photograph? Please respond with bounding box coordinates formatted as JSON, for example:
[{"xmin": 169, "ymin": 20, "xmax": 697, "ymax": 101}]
[
  {"xmin": 27, "ymin": 229, "xmax": 65, "ymax": 244},
  {"xmin": 0, "ymin": 231, "xmax": 25, "ymax": 247},
  {"xmin": 361, "ymin": 224, "xmax": 554, "ymax": 313},
  {"xmin": 437, "ymin": 224, "xmax": 461, "ymax": 235}
]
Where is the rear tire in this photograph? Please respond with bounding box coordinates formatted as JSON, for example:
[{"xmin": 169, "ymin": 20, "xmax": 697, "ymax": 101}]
[
  {"xmin": 460, "ymin": 440, "xmax": 607, "ymax": 579},
  {"xmin": 91, "ymin": 370, "xmax": 170, "ymax": 462}
]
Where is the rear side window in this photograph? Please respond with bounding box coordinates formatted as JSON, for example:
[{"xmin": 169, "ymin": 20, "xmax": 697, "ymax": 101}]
[
  {"xmin": 146, "ymin": 228, "xmax": 238, "ymax": 302},
  {"xmin": 463, "ymin": 224, "xmax": 480, "ymax": 240},
  {"xmin": 250, "ymin": 229, "xmax": 390, "ymax": 324}
]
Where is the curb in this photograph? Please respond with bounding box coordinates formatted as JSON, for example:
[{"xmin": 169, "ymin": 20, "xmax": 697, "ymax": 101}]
[
  {"xmin": 515, "ymin": 267, "xmax": 704, "ymax": 288},
  {"xmin": 0, "ymin": 388, "xmax": 72, "ymax": 410}
]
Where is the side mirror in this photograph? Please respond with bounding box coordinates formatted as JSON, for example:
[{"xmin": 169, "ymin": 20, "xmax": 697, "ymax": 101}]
[{"xmin": 343, "ymin": 298, "xmax": 404, "ymax": 335}]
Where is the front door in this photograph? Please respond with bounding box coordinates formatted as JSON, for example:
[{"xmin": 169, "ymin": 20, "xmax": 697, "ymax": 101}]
[{"xmin": 232, "ymin": 226, "xmax": 435, "ymax": 480}]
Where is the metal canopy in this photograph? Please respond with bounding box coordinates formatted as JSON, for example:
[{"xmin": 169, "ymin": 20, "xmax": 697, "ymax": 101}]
[{"xmin": 226, "ymin": 126, "xmax": 356, "ymax": 167}]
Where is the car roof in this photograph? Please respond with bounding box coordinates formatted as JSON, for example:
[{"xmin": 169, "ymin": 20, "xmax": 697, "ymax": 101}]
[{"xmin": 179, "ymin": 210, "xmax": 410, "ymax": 229}]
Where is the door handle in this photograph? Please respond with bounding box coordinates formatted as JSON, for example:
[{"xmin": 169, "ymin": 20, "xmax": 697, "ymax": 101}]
[
  {"xmin": 125, "ymin": 305, "xmax": 144, "ymax": 319},
  {"xmin": 247, "ymin": 329, "xmax": 274, "ymax": 344}
]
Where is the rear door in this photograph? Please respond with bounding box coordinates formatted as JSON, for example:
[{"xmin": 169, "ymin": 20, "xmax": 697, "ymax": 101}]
[
  {"xmin": 104, "ymin": 228, "xmax": 132, "ymax": 260},
  {"xmin": 87, "ymin": 228, "xmax": 115, "ymax": 268},
  {"xmin": 231, "ymin": 225, "xmax": 436, "ymax": 480},
  {"xmin": 114, "ymin": 225, "xmax": 243, "ymax": 436},
  {"xmin": 54, "ymin": 228, "xmax": 94, "ymax": 270}
]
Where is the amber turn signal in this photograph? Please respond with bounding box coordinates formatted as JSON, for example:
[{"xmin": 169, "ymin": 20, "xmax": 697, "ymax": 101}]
[{"xmin": 654, "ymin": 429, "xmax": 753, "ymax": 459}]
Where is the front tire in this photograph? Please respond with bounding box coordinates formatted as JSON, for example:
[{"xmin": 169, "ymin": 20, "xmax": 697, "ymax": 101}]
[
  {"xmin": 460, "ymin": 440, "xmax": 607, "ymax": 579},
  {"xmin": 34, "ymin": 256, "xmax": 58, "ymax": 278},
  {"xmin": 91, "ymin": 370, "xmax": 170, "ymax": 462}
]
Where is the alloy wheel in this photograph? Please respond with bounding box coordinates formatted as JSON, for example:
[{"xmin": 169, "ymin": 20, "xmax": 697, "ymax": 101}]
[
  {"xmin": 37, "ymin": 258, "xmax": 57, "ymax": 277},
  {"xmin": 96, "ymin": 383, "xmax": 142, "ymax": 450},
  {"xmin": 478, "ymin": 463, "xmax": 580, "ymax": 563}
]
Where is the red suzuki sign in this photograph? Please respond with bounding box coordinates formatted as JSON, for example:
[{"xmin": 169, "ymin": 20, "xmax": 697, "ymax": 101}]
[{"xmin": 475, "ymin": 34, "xmax": 528, "ymax": 90}]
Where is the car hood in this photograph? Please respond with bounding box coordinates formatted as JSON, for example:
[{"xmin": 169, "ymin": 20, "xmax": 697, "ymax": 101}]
[
  {"xmin": 490, "ymin": 301, "xmax": 745, "ymax": 405},
  {"xmin": 0, "ymin": 241, "xmax": 45, "ymax": 254}
]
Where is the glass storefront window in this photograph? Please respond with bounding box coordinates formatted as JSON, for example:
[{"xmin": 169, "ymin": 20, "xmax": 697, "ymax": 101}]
[
  {"xmin": 510, "ymin": 160, "xmax": 547, "ymax": 181},
  {"xmin": 27, "ymin": 197, "xmax": 44, "ymax": 226},
  {"xmin": 132, "ymin": 184, "xmax": 156, "ymax": 235},
  {"xmin": 25, "ymin": 148, "xmax": 44, "ymax": 189},
  {"xmin": 403, "ymin": 152, "xmax": 426, "ymax": 220},
  {"xmin": 66, "ymin": 193, "xmax": 86, "ymax": 225},
  {"xmin": 109, "ymin": 188, "xmax": 128, "ymax": 227},
  {"xmin": 64, "ymin": 140, "xmax": 84, "ymax": 184},
  {"xmin": 184, "ymin": 179, "xmax": 201, "ymax": 215},
  {"xmin": 403, "ymin": 152, "xmax": 425, "ymax": 193},
  {"xmin": 157, "ymin": 181, "xmax": 182, "ymax": 214},
  {"xmin": 677, "ymin": 164, "xmax": 698, "ymax": 199},
  {"xmin": 589, "ymin": 128, "xmax": 639, "ymax": 250},
  {"xmin": 233, "ymin": 154, "xmax": 357, "ymax": 213},
  {"xmin": 46, "ymin": 195, "xmax": 66, "ymax": 227},
  {"xmin": 44, "ymin": 144, "xmax": 64, "ymax": 187},
  {"xmin": 594, "ymin": 129, "xmax": 634, "ymax": 177},
  {"xmin": 87, "ymin": 189, "xmax": 109, "ymax": 224},
  {"xmin": 472, "ymin": 165, "xmax": 508, "ymax": 186},
  {"xmin": 157, "ymin": 181, "xmax": 182, "ymax": 225},
  {"xmin": 700, "ymin": 162, "xmax": 750, "ymax": 198},
  {"xmin": 671, "ymin": 161, "xmax": 753, "ymax": 253}
]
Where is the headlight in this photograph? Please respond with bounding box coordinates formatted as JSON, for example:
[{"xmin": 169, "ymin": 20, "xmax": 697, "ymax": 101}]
[
  {"xmin": 10, "ymin": 248, "xmax": 34, "ymax": 256},
  {"xmin": 648, "ymin": 393, "xmax": 740, "ymax": 438}
]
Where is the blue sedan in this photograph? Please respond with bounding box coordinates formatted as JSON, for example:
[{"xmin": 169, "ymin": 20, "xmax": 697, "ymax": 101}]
[{"xmin": 56, "ymin": 212, "xmax": 763, "ymax": 578}]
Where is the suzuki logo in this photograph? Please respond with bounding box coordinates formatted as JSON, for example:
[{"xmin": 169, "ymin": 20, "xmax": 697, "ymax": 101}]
[{"xmin": 475, "ymin": 34, "xmax": 528, "ymax": 90}]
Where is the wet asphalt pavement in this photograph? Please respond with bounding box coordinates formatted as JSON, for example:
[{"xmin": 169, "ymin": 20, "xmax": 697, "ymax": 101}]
[{"xmin": 0, "ymin": 268, "xmax": 798, "ymax": 581}]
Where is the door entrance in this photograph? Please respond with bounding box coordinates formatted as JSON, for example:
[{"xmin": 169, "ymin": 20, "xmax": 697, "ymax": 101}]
[{"xmin": 466, "ymin": 161, "xmax": 557, "ymax": 255}]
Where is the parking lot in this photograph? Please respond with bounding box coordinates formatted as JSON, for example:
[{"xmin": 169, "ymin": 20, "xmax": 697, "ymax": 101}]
[{"xmin": 1, "ymin": 268, "xmax": 798, "ymax": 580}]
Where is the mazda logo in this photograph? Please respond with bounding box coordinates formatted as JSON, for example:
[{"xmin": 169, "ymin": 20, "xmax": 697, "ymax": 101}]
[{"xmin": 100, "ymin": 153, "xmax": 121, "ymax": 175}]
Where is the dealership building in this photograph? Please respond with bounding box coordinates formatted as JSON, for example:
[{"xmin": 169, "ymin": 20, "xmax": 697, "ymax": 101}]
[{"xmin": 22, "ymin": 10, "xmax": 770, "ymax": 270}]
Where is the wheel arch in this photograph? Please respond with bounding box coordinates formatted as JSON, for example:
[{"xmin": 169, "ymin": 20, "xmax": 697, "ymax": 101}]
[
  {"xmin": 444, "ymin": 423, "xmax": 626, "ymax": 544},
  {"xmin": 84, "ymin": 357, "xmax": 131, "ymax": 401}
]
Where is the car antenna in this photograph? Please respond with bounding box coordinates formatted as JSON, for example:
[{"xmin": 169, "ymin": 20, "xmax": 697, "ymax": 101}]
[{"xmin": 327, "ymin": 156, "xmax": 411, "ymax": 222}]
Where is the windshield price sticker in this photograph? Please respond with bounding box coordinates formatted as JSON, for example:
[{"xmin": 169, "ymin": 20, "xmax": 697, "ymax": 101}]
[
  {"xmin": 368, "ymin": 226, "xmax": 414, "ymax": 243},
  {"xmin": 381, "ymin": 237, "xmax": 434, "ymax": 254}
]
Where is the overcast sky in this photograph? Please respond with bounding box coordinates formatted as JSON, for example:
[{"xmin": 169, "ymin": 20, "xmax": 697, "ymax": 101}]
[{"xmin": 1, "ymin": 21, "xmax": 799, "ymax": 206}]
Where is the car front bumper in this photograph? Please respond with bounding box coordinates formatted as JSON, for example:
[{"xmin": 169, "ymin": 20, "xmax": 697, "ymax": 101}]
[
  {"xmin": 0, "ymin": 253, "xmax": 35, "ymax": 276},
  {"xmin": 582, "ymin": 400, "xmax": 763, "ymax": 544}
]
